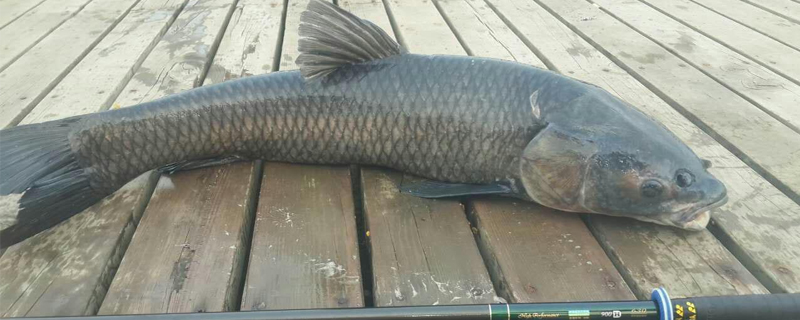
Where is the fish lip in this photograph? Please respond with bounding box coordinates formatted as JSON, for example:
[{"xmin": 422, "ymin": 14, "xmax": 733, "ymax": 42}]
[{"xmin": 674, "ymin": 194, "xmax": 728, "ymax": 229}]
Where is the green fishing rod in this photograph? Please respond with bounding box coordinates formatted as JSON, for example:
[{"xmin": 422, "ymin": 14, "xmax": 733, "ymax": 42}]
[{"xmin": 15, "ymin": 289, "xmax": 800, "ymax": 320}]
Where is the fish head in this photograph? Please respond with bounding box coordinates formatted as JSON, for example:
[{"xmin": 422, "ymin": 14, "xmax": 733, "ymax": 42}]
[
  {"xmin": 520, "ymin": 87, "xmax": 727, "ymax": 230},
  {"xmin": 579, "ymin": 147, "xmax": 727, "ymax": 230}
]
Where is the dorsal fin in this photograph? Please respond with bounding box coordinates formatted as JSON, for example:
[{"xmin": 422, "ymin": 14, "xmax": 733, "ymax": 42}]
[{"xmin": 296, "ymin": 0, "xmax": 405, "ymax": 79}]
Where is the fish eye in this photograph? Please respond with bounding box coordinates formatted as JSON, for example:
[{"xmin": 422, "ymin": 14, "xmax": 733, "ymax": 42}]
[
  {"xmin": 676, "ymin": 169, "xmax": 694, "ymax": 188},
  {"xmin": 641, "ymin": 180, "xmax": 664, "ymax": 198}
]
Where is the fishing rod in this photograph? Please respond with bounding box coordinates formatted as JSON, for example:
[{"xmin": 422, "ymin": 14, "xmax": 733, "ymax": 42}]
[{"xmin": 15, "ymin": 289, "xmax": 800, "ymax": 320}]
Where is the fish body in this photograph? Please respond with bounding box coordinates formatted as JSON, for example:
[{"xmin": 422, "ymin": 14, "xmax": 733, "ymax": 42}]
[
  {"xmin": 0, "ymin": 0, "xmax": 726, "ymax": 248},
  {"xmin": 72, "ymin": 54, "xmax": 545, "ymax": 194}
]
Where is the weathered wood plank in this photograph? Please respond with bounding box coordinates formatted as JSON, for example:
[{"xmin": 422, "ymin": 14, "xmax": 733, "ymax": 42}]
[
  {"xmin": 242, "ymin": 163, "xmax": 363, "ymax": 310},
  {"xmin": 0, "ymin": 0, "xmax": 184, "ymax": 317},
  {"xmin": 0, "ymin": 0, "xmax": 140, "ymax": 128},
  {"xmin": 469, "ymin": 200, "xmax": 634, "ymax": 302},
  {"xmin": 342, "ymin": 1, "xmax": 498, "ymax": 306},
  {"xmin": 98, "ymin": 164, "xmax": 255, "ymax": 314},
  {"xmin": 639, "ymin": 0, "xmax": 800, "ymax": 86},
  {"xmin": 436, "ymin": 0, "xmax": 635, "ymax": 302},
  {"xmin": 382, "ymin": 0, "xmax": 464, "ymax": 55},
  {"xmin": 691, "ymin": 0, "xmax": 800, "ymax": 51},
  {"xmin": 0, "ymin": 0, "xmax": 92, "ymax": 72},
  {"xmin": 240, "ymin": 0, "xmax": 364, "ymax": 310},
  {"xmin": 338, "ymin": 0, "xmax": 393, "ymax": 33},
  {"xmin": 23, "ymin": 0, "xmax": 187, "ymax": 124},
  {"xmin": 742, "ymin": 0, "xmax": 800, "ymax": 24},
  {"xmin": 587, "ymin": 216, "xmax": 769, "ymax": 297},
  {"xmin": 434, "ymin": 0, "xmax": 544, "ymax": 67},
  {"xmin": 112, "ymin": 0, "xmax": 236, "ymax": 107},
  {"xmin": 360, "ymin": 170, "xmax": 498, "ymax": 306},
  {"xmin": 0, "ymin": 0, "xmax": 47, "ymax": 29},
  {"xmin": 0, "ymin": 174, "xmax": 156, "ymax": 317},
  {"xmin": 593, "ymin": 0, "xmax": 800, "ymax": 133},
  {"xmin": 204, "ymin": 0, "xmax": 285, "ymax": 85},
  {"xmin": 499, "ymin": 0, "xmax": 800, "ymax": 293},
  {"xmin": 98, "ymin": 0, "xmax": 259, "ymax": 314}
]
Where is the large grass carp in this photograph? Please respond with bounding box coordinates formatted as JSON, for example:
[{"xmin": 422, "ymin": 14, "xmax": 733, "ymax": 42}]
[{"xmin": 0, "ymin": 0, "xmax": 726, "ymax": 248}]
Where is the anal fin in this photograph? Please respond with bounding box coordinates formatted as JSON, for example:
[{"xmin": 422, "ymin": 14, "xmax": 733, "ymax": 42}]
[{"xmin": 158, "ymin": 155, "xmax": 248, "ymax": 174}]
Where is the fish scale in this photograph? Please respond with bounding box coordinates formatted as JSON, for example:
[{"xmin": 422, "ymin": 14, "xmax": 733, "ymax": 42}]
[{"xmin": 79, "ymin": 56, "xmax": 532, "ymax": 194}]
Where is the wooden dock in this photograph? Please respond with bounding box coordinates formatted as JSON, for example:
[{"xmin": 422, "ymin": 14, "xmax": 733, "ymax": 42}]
[{"xmin": 1, "ymin": 0, "xmax": 799, "ymax": 316}]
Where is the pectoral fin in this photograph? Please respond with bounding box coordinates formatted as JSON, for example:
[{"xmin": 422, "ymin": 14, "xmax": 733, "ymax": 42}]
[
  {"xmin": 400, "ymin": 181, "xmax": 513, "ymax": 198},
  {"xmin": 159, "ymin": 155, "xmax": 248, "ymax": 174}
]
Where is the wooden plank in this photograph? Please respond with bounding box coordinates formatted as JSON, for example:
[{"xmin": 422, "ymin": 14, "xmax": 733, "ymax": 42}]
[
  {"xmin": 0, "ymin": 0, "xmax": 140, "ymax": 128},
  {"xmin": 691, "ymin": 0, "xmax": 800, "ymax": 51},
  {"xmin": 742, "ymin": 0, "xmax": 800, "ymax": 24},
  {"xmin": 359, "ymin": 170, "xmax": 498, "ymax": 306},
  {"xmin": 98, "ymin": 164, "xmax": 255, "ymax": 314},
  {"xmin": 97, "ymin": 0, "xmax": 258, "ymax": 314},
  {"xmin": 112, "ymin": 0, "xmax": 235, "ymax": 107},
  {"xmin": 382, "ymin": 0, "xmax": 464, "ymax": 55},
  {"xmin": 0, "ymin": 0, "xmax": 93, "ymax": 71},
  {"xmin": 0, "ymin": 1, "xmax": 180, "ymax": 317},
  {"xmin": 0, "ymin": 174, "xmax": 157, "ymax": 317},
  {"xmin": 242, "ymin": 163, "xmax": 362, "ymax": 310},
  {"xmin": 639, "ymin": 0, "xmax": 800, "ymax": 86},
  {"xmin": 341, "ymin": 1, "xmax": 498, "ymax": 306},
  {"xmin": 435, "ymin": 0, "xmax": 635, "ymax": 302},
  {"xmin": 240, "ymin": 0, "xmax": 363, "ymax": 310},
  {"xmin": 469, "ymin": 200, "xmax": 635, "ymax": 302},
  {"xmin": 0, "ymin": 0, "xmax": 47, "ymax": 29},
  {"xmin": 587, "ymin": 216, "xmax": 769, "ymax": 298},
  {"xmin": 204, "ymin": 0, "xmax": 285, "ymax": 85},
  {"xmin": 497, "ymin": 0, "xmax": 800, "ymax": 293},
  {"xmin": 593, "ymin": 0, "xmax": 800, "ymax": 133},
  {"xmin": 434, "ymin": 0, "xmax": 544, "ymax": 67},
  {"xmin": 338, "ymin": 0, "xmax": 393, "ymax": 33},
  {"xmin": 22, "ymin": 0, "xmax": 187, "ymax": 124}
]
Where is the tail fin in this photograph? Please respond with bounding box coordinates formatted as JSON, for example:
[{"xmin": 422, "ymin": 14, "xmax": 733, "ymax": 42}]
[{"xmin": 0, "ymin": 118, "xmax": 103, "ymax": 249}]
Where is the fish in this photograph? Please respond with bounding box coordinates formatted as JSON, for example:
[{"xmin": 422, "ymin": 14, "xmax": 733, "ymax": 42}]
[{"xmin": 0, "ymin": 0, "xmax": 727, "ymax": 249}]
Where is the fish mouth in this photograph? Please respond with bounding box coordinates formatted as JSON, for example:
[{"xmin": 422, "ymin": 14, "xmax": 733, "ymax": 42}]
[
  {"xmin": 672, "ymin": 194, "xmax": 729, "ymax": 231},
  {"xmin": 624, "ymin": 194, "xmax": 728, "ymax": 231}
]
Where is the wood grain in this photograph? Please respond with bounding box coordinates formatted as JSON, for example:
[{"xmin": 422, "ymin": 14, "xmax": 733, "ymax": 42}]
[
  {"xmin": 742, "ymin": 0, "xmax": 800, "ymax": 24},
  {"xmin": 641, "ymin": 0, "xmax": 800, "ymax": 85},
  {"xmin": 470, "ymin": 199, "xmax": 634, "ymax": 302},
  {"xmin": 240, "ymin": 0, "xmax": 364, "ymax": 310},
  {"xmin": 594, "ymin": 0, "xmax": 800, "ymax": 132},
  {"xmin": 435, "ymin": 0, "xmax": 545, "ymax": 67},
  {"xmin": 587, "ymin": 215, "xmax": 768, "ymax": 298},
  {"xmin": 494, "ymin": 0, "xmax": 800, "ymax": 293},
  {"xmin": 0, "ymin": 0, "xmax": 48, "ymax": 29},
  {"xmin": 361, "ymin": 169, "xmax": 498, "ymax": 306},
  {"xmin": 241, "ymin": 163, "xmax": 363, "ymax": 310},
  {"xmin": 98, "ymin": 164, "xmax": 256, "ymax": 314},
  {"xmin": 383, "ymin": 0, "xmax": 465, "ymax": 55},
  {"xmin": 0, "ymin": 0, "xmax": 92, "ymax": 71},
  {"xmin": 0, "ymin": 0, "xmax": 141, "ymax": 128},
  {"xmin": 204, "ymin": 0, "xmax": 285, "ymax": 85},
  {"xmin": 0, "ymin": 174, "xmax": 156, "ymax": 317},
  {"xmin": 690, "ymin": 0, "xmax": 800, "ymax": 51},
  {"xmin": 22, "ymin": 0, "xmax": 188, "ymax": 124}
]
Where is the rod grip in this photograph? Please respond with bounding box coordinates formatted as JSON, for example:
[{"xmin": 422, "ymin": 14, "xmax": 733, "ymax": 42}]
[{"xmin": 672, "ymin": 293, "xmax": 800, "ymax": 320}]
